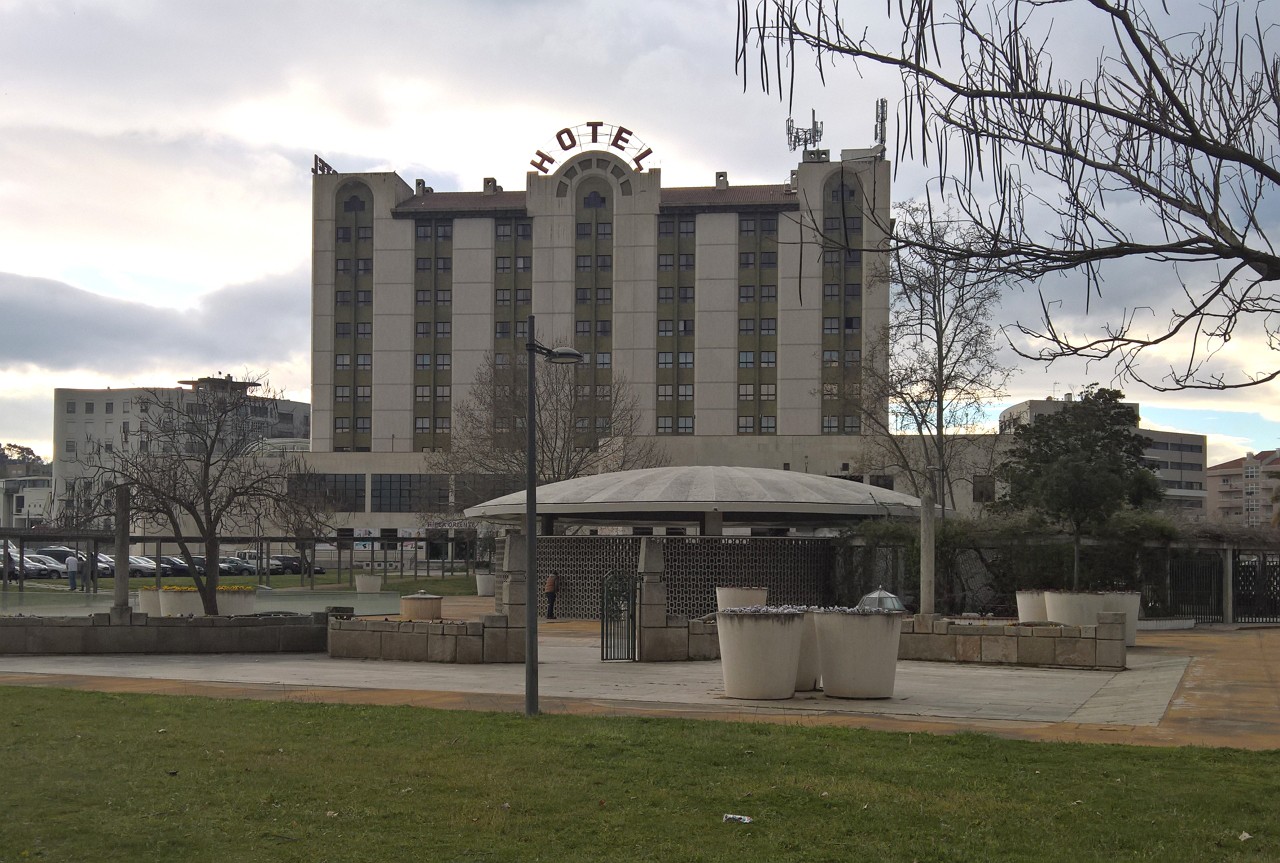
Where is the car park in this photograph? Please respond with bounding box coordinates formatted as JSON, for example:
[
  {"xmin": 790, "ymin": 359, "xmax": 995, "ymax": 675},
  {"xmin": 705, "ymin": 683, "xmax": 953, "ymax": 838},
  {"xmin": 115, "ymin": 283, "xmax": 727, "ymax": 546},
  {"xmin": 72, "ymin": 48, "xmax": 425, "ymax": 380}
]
[
  {"xmin": 220, "ymin": 557, "xmax": 256, "ymax": 576},
  {"xmin": 161, "ymin": 556, "xmax": 204, "ymax": 577},
  {"xmin": 20, "ymin": 556, "xmax": 59, "ymax": 578},
  {"xmin": 273, "ymin": 555, "xmax": 325, "ymax": 574},
  {"xmin": 25, "ymin": 554, "xmax": 67, "ymax": 576},
  {"xmin": 35, "ymin": 547, "xmax": 84, "ymax": 567},
  {"xmin": 125, "ymin": 556, "xmax": 163, "ymax": 577}
]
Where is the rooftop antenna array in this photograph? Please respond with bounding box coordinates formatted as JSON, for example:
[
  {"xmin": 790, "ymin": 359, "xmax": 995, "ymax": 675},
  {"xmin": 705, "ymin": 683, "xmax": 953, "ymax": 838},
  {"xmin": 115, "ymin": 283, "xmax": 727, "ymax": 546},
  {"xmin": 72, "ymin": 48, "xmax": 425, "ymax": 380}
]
[
  {"xmin": 874, "ymin": 98, "xmax": 888, "ymax": 146},
  {"xmin": 786, "ymin": 109, "xmax": 823, "ymax": 152}
]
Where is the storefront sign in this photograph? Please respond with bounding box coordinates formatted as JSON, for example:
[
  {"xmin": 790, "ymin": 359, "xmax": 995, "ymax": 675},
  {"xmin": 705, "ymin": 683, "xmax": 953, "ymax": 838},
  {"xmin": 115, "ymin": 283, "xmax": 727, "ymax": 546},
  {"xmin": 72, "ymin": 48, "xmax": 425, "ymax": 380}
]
[{"xmin": 530, "ymin": 121, "xmax": 654, "ymax": 174}]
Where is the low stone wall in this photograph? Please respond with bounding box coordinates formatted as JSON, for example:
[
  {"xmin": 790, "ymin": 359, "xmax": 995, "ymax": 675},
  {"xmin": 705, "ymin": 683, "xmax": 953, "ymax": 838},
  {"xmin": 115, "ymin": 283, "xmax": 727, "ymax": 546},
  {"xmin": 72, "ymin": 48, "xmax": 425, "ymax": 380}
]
[
  {"xmin": 900, "ymin": 612, "xmax": 1127, "ymax": 670},
  {"xmin": 0, "ymin": 612, "xmax": 329, "ymax": 654},
  {"xmin": 327, "ymin": 614, "xmax": 525, "ymax": 664}
]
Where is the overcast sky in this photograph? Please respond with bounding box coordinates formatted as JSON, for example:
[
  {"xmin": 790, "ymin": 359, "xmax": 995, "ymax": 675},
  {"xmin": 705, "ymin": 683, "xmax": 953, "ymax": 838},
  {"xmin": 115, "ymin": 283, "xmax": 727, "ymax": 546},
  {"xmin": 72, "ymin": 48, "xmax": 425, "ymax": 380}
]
[{"xmin": 1, "ymin": 0, "xmax": 1277, "ymax": 464}]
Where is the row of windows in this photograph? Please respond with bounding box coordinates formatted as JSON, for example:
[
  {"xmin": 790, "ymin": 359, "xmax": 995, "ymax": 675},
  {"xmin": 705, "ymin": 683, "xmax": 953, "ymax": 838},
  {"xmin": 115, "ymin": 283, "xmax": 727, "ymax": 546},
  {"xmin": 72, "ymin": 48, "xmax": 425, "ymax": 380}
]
[
  {"xmin": 1144, "ymin": 459, "xmax": 1204, "ymax": 472},
  {"xmin": 413, "ymin": 257, "xmax": 453, "ymax": 272},
  {"xmin": 335, "ymin": 259, "xmax": 374, "ymax": 273},
  {"xmin": 336, "ymin": 226, "xmax": 373, "ymax": 242},
  {"xmin": 656, "ymin": 254, "xmax": 695, "ymax": 271},
  {"xmin": 495, "ymin": 257, "xmax": 532, "ymax": 273},
  {"xmin": 575, "ymin": 287, "xmax": 612, "ymax": 304},
  {"xmin": 335, "ymin": 323, "xmax": 372, "ymax": 339},
  {"xmin": 65, "ymin": 400, "xmax": 128, "ymax": 415},
  {"xmin": 577, "ymin": 255, "xmax": 613, "ymax": 271},
  {"xmin": 657, "ymin": 416, "xmax": 696, "ymax": 434},
  {"xmin": 737, "ymin": 319, "xmax": 778, "ymax": 335},
  {"xmin": 737, "ymin": 252, "xmax": 778, "ymax": 268},
  {"xmin": 335, "ymin": 354, "xmax": 373, "ymax": 371},
  {"xmin": 657, "ymin": 320, "xmax": 697, "ymax": 336},
  {"xmin": 823, "ymin": 350, "xmax": 863, "ymax": 365},
  {"xmin": 415, "ymin": 322, "xmax": 453, "ymax": 338},
  {"xmin": 823, "ymin": 316, "xmax": 862, "ymax": 333},
  {"xmin": 738, "ymin": 285, "xmax": 779, "ymax": 303},
  {"xmin": 577, "ymin": 222, "xmax": 613, "ymax": 239},
  {"xmin": 657, "ymin": 352, "xmax": 696, "ymax": 369},
  {"xmin": 739, "ymin": 217, "xmax": 779, "ymax": 235},
  {"xmin": 416, "ymin": 224, "xmax": 453, "ymax": 241},
  {"xmin": 495, "ymin": 223, "xmax": 533, "ymax": 241},
  {"xmin": 737, "ymin": 351, "xmax": 778, "ymax": 368},
  {"xmin": 1148, "ymin": 440, "xmax": 1204, "ymax": 453},
  {"xmin": 414, "ymin": 354, "xmax": 452, "ymax": 370},
  {"xmin": 822, "ymin": 249, "xmax": 863, "ymax": 265},
  {"xmin": 575, "ymin": 320, "xmax": 613, "ymax": 336},
  {"xmin": 822, "ymin": 283, "xmax": 863, "ymax": 300}
]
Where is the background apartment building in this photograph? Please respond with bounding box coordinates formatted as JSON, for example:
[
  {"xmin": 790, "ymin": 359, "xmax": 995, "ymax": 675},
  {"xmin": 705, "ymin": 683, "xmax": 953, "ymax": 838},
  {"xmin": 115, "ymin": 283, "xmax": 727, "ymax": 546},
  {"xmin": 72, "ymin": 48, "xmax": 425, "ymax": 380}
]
[{"xmin": 1206, "ymin": 450, "xmax": 1279, "ymax": 527}]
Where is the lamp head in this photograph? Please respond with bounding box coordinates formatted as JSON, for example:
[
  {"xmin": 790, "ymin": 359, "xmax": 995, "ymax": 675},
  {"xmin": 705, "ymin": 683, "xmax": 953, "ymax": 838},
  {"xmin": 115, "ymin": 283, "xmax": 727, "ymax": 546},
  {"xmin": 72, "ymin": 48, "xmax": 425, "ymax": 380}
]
[{"xmin": 545, "ymin": 347, "xmax": 585, "ymax": 364}]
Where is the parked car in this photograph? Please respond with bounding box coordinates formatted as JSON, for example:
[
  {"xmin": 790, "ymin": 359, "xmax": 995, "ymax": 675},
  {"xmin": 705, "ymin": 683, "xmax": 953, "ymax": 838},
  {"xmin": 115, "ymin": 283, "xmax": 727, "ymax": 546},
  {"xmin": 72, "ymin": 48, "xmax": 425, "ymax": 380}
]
[
  {"xmin": 273, "ymin": 555, "xmax": 325, "ymax": 575},
  {"xmin": 26, "ymin": 554, "xmax": 68, "ymax": 576},
  {"xmin": 95, "ymin": 553, "xmax": 115, "ymax": 578},
  {"xmin": 20, "ymin": 556, "xmax": 59, "ymax": 578},
  {"xmin": 35, "ymin": 547, "xmax": 83, "ymax": 566},
  {"xmin": 140, "ymin": 556, "xmax": 174, "ymax": 577},
  {"xmin": 219, "ymin": 557, "xmax": 257, "ymax": 576},
  {"xmin": 124, "ymin": 556, "xmax": 164, "ymax": 577},
  {"xmin": 160, "ymin": 556, "xmax": 204, "ymax": 577}
]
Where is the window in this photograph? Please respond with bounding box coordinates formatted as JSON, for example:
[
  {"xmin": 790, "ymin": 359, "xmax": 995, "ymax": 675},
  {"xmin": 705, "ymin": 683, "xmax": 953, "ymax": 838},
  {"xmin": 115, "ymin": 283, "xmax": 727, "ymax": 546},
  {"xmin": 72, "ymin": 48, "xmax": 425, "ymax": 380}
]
[
  {"xmin": 739, "ymin": 351, "xmax": 755, "ymax": 368},
  {"xmin": 823, "ymin": 350, "xmax": 840, "ymax": 367},
  {"xmin": 760, "ymin": 384, "xmax": 776, "ymax": 401},
  {"xmin": 739, "ymin": 319, "xmax": 755, "ymax": 335},
  {"xmin": 823, "ymin": 383, "xmax": 840, "ymax": 399},
  {"xmin": 496, "ymin": 257, "xmax": 511, "ymax": 273},
  {"xmin": 844, "ymin": 316, "xmax": 861, "ymax": 332},
  {"xmin": 496, "ymin": 288, "xmax": 511, "ymax": 306},
  {"xmin": 105, "ymin": 402, "xmax": 113, "ymax": 415},
  {"xmin": 760, "ymin": 251, "xmax": 777, "ymax": 268},
  {"xmin": 496, "ymin": 223, "xmax": 512, "ymax": 240},
  {"xmin": 825, "ymin": 282, "xmax": 842, "ymax": 301},
  {"xmin": 658, "ymin": 254, "xmax": 674, "ymax": 271},
  {"xmin": 337, "ymin": 386, "xmax": 352, "ymax": 402},
  {"xmin": 356, "ymin": 259, "xmax": 372, "ymax": 274},
  {"xmin": 416, "ymin": 224, "xmax": 430, "ymax": 240},
  {"xmin": 678, "ymin": 352, "xmax": 694, "ymax": 368},
  {"xmin": 356, "ymin": 354, "xmax": 372, "ymax": 371},
  {"xmin": 658, "ymin": 220, "xmax": 674, "ymax": 237},
  {"xmin": 436, "ymin": 289, "xmax": 451, "ymax": 304},
  {"xmin": 761, "ymin": 216, "xmax": 777, "ymax": 234},
  {"xmin": 577, "ymin": 288, "xmax": 591, "ymax": 305},
  {"xmin": 576, "ymin": 255, "xmax": 592, "ymax": 271},
  {"xmin": 846, "ymin": 283, "xmax": 862, "ymax": 298},
  {"xmin": 515, "ymin": 256, "xmax": 531, "ymax": 272},
  {"xmin": 679, "ymin": 254, "xmax": 695, "ymax": 271},
  {"xmin": 760, "ymin": 318, "xmax": 776, "ymax": 336},
  {"xmin": 843, "ymin": 415, "xmax": 860, "ymax": 433},
  {"xmin": 740, "ymin": 218, "xmax": 756, "ymax": 235},
  {"xmin": 738, "ymin": 384, "xmax": 754, "ymax": 401},
  {"xmin": 335, "ymin": 322, "xmax": 352, "ymax": 339},
  {"xmin": 677, "ymin": 384, "xmax": 693, "ymax": 401},
  {"xmin": 739, "ymin": 285, "xmax": 755, "ymax": 303},
  {"xmin": 597, "ymin": 320, "xmax": 611, "ymax": 336},
  {"xmin": 356, "ymin": 322, "xmax": 372, "ymax": 339},
  {"xmin": 844, "ymin": 350, "xmax": 861, "ymax": 365},
  {"xmin": 738, "ymin": 416, "xmax": 755, "ymax": 434},
  {"xmin": 336, "ymin": 290, "xmax": 352, "ymax": 305},
  {"xmin": 657, "ymin": 416, "xmax": 673, "ymax": 433},
  {"xmin": 679, "ymin": 220, "xmax": 695, "ymax": 237},
  {"xmin": 597, "ymin": 255, "xmax": 612, "ymax": 271},
  {"xmin": 575, "ymin": 416, "xmax": 589, "ymax": 432},
  {"xmin": 435, "ymin": 386, "xmax": 450, "ymax": 401},
  {"xmin": 739, "ymin": 252, "xmax": 756, "ymax": 268},
  {"xmin": 496, "ymin": 353, "xmax": 510, "ymax": 367},
  {"xmin": 515, "ymin": 320, "xmax": 528, "ymax": 339},
  {"xmin": 658, "ymin": 286, "xmax": 674, "ymax": 303},
  {"xmin": 414, "ymin": 354, "xmax": 432, "ymax": 370},
  {"xmin": 415, "ymin": 290, "xmax": 430, "ymax": 305},
  {"xmin": 437, "ymin": 257, "xmax": 452, "ymax": 271},
  {"xmin": 596, "ymin": 385, "xmax": 612, "ymax": 400},
  {"xmin": 657, "ymin": 384, "xmax": 674, "ymax": 401},
  {"xmin": 416, "ymin": 257, "xmax": 432, "ymax": 271},
  {"xmin": 760, "ymin": 351, "xmax": 776, "ymax": 367},
  {"xmin": 760, "ymin": 285, "xmax": 777, "ymax": 302},
  {"xmin": 414, "ymin": 386, "xmax": 429, "ymax": 402},
  {"xmin": 577, "ymin": 320, "xmax": 591, "ymax": 336},
  {"xmin": 336, "ymin": 259, "xmax": 351, "ymax": 273},
  {"xmin": 597, "ymin": 223, "xmax": 612, "ymax": 239},
  {"xmin": 658, "ymin": 352, "xmax": 673, "ymax": 369},
  {"xmin": 823, "ymin": 317, "xmax": 839, "ymax": 334},
  {"xmin": 576, "ymin": 222, "xmax": 591, "ymax": 239},
  {"xmin": 658, "ymin": 319, "xmax": 674, "ymax": 337},
  {"xmin": 576, "ymin": 385, "xmax": 591, "ymax": 400},
  {"xmin": 1244, "ymin": 464, "xmax": 1260, "ymax": 478},
  {"xmin": 356, "ymin": 386, "xmax": 371, "ymax": 402},
  {"xmin": 357, "ymin": 226, "xmax": 372, "ymax": 240},
  {"xmin": 677, "ymin": 416, "xmax": 694, "ymax": 434},
  {"xmin": 495, "ymin": 321, "xmax": 511, "ymax": 339},
  {"xmin": 596, "ymin": 417, "xmax": 611, "ymax": 434},
  {"xmin": 436, "ymin": 322, "xmax": 451, "ymax": 338},
  {"xmin": 845, "ymin": 249, "xmax": 862, "ymax": 265},
  {"xmin": 760, "ymin": 416, "xmax": 776, "ymax": 433},
  {"xmin": 415, "ymin": 322, "xmax": 430, "ymax": 339},
  {"xmin": 823, "ymin": 415, "xmax": 839, "ymax": 434},
  {"xmin": 336, "ymin": 226, "xmax": 351, "ymax": 242},
  {"xmin": 516, "ymin": 223, "xmax": 532, "ymax": 240},
  {"xmin": 678, "ymin": 287, "xmax": 695, "ymax": 303},
  {"xmin": 437, "ymin": 224, "xmax": 452, "ymax": 241},
  {"xmin": 334, "ymin": 417, "xmax": 350, "ymax": 433},
  {"xmin": 354, "ymin": 417, "xmax": 371, "ymax": 434},
  {"xmin": 336, "ymin": 354, "xmax": 351, "ymax": 371},
  {"xmin": 356, "ymin": 290, "xmax": 372, "ymax": 306},
  {"xmin": 435, "ymin": 417, "xmax": 451, "ymax": 432},
  {"xmin": 597, "ymin": 287, "xmax": 612, "ymax": 304},
  {"xmin": 415, "ymin": 417, "xmax": 431, "ymax": 434},
  {"xmin": 515, "ymin": 288, "xmax": 531, "ymax": 304}
]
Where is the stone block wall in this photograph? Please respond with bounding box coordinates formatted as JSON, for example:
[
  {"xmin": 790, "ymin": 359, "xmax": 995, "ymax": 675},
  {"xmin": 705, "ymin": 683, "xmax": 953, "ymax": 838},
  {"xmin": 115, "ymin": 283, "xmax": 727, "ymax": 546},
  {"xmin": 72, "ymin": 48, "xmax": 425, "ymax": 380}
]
[
  {"xmin": 899, "ymin": 611, "xmax": 1127, "ymax": 670},
  {"xmin": 327, "ymin": 615, "xmax": 525, "ymax": 664},
  {"xmin": 0, "ymin": 613, "xmax": 329, "ymax": 655}
]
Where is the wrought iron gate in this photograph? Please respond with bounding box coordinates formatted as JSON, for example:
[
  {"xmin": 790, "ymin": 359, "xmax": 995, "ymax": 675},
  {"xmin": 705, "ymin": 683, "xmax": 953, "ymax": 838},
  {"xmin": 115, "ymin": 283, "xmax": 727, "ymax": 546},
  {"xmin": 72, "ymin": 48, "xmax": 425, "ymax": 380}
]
[
  {"xmin": 600, "ymin": 569, "xmax": 639, "ymax": 661},
  {"xmin": 1234, "ymin": 553, "xmax": 1280, "ymax": 623},
  {"xmin": 1164, "ymin": 550, "xmax": 1224, "ymax": 623}
]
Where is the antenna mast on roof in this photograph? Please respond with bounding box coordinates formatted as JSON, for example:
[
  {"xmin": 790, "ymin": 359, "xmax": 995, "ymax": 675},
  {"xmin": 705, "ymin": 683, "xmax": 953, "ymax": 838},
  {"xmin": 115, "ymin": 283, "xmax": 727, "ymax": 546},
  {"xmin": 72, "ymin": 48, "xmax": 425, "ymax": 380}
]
[
  {"xmin": 786, "ymin": 109, "xmax": 823, "ymax": 152},
  {"xmin": 874, "ymin": 98, "xmax": 888, "ymax": 146}
]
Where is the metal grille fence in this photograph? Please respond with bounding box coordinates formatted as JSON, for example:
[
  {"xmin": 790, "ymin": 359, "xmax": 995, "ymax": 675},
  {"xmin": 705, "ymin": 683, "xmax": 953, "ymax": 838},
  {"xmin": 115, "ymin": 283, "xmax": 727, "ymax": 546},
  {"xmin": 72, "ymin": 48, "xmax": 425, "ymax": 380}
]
[{"xmin": 1234, "ymin": 553, "xmax": 1280, "ymax": 623}]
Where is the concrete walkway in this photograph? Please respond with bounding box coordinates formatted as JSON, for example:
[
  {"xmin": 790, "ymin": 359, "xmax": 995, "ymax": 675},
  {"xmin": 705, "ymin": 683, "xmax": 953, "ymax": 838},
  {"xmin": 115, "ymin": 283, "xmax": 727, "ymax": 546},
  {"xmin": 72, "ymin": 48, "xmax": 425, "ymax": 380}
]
[{"xmin": 0, "ymin": 599, "xmax": 1276, "ymax": 750}]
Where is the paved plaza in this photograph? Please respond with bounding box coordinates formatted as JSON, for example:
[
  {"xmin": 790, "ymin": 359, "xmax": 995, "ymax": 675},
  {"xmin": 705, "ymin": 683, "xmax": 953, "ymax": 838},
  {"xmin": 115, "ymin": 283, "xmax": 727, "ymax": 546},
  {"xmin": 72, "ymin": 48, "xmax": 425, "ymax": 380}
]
[{"xmin": 0, "ymin": 597, "xmax": 1276, "ymax": 750}]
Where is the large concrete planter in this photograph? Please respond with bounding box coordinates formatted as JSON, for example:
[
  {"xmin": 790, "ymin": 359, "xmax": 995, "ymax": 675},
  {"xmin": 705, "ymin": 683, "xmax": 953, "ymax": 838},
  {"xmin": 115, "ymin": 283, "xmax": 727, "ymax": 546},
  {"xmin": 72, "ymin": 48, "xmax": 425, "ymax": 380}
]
[
  {"xmin": 158, "ymin": 589, "xmax": 204, "ymax": 616},
  {"xmin": 716, "ymin": 586, "xmax": 768, "ymax": 611},
  {"xmin": 355, "ymin": 573, "xmax": 383, "ymax": 594},
  {"xmin": 1044, "ymin": 591, "xmax": 1140, "ymax": 646},
  {"xmin": 1015, "ymin": 590, "xmax": 1048, "ymax": 622},
  {"xmin": 716, "ymin": 610, "xmax": 804, "ymax": 700},
  {"xmin": 216, "ymin": 589, "xmax": 257, "ymax": 616},
  {"xmin": 795, "ymin": 610, "xmax": 821, "ymax": 692},
  {"xmin": 475, "ymin": 571, "xmax": 496, "ymax": 597},
  {"xmin": 815, "ymin": 610, "xmax": 903, "ymax": 699},
  {"xmin": 136, "ymin": 588, "xmax": 161, "ymax": 616}
]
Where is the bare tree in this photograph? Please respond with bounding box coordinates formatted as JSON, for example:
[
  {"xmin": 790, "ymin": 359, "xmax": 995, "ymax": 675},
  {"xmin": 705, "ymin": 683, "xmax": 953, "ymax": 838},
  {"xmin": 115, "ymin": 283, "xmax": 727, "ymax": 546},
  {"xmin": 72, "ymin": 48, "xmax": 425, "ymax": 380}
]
[
  {"xmin": 738, "ymin": 0, "xmax": 1280, "ymax": 390},
  {"xmin": 83, "ymin": 375, "xmax": 304, "ymax": 614},
  {"xmin": 448, "ymin": 350, "xmax": 666, "ymax": 494},
  {"xmin": 860, "ymin": 199, "xmax": 1017, "ymax": 513}
]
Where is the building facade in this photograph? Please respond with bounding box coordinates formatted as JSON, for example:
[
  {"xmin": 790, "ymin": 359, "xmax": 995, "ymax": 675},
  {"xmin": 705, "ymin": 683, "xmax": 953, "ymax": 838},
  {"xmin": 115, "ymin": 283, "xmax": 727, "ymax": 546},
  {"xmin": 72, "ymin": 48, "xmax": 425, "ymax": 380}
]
[
  {"xmin": 1206, "ymin": 449, "xmax": 1279, "ymax": 526},
  {"xmin": 308, "ymin": 127, "xmax": 894, "ymax": 532}
]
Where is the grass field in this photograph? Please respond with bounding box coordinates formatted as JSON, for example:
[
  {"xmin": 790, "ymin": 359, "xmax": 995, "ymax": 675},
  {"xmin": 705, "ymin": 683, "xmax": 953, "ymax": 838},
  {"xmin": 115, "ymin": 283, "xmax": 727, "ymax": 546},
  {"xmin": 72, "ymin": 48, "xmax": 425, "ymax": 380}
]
[{"xmin": 0, "ymin": 687, "xmax": 1275, "ymax": 862}]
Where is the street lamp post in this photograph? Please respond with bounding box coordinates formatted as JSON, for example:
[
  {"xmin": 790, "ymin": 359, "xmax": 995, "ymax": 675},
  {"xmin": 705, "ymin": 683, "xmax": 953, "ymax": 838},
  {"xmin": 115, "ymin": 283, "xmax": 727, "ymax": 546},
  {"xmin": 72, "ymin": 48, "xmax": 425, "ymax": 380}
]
[{"xmin": 524, "ymin": 313, "xmax": 583, "ymax": 716}]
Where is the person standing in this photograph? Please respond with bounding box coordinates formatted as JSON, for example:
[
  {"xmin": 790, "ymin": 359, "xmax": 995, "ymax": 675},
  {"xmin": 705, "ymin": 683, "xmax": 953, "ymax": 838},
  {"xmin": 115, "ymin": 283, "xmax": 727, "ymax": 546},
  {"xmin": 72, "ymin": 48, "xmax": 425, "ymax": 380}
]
[
  {"xmin": 65, "ymin": 553, "xmax": 79, "ymax": 591},
  {"xmin": 544, "ymin": 571, "xmax": 559, "ymax": 620}
]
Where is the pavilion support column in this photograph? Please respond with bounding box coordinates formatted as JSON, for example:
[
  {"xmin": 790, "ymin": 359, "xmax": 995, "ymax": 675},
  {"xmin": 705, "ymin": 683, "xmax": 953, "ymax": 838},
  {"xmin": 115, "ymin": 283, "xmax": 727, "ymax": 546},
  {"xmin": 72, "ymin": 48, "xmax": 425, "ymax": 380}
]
[
  {"xmin": 540, "ymin": 514, "xmax": 554, "ymax": 536},
  {"xmin": 702, "ymin": 511, "xmax": 723, "ymax": 536}
]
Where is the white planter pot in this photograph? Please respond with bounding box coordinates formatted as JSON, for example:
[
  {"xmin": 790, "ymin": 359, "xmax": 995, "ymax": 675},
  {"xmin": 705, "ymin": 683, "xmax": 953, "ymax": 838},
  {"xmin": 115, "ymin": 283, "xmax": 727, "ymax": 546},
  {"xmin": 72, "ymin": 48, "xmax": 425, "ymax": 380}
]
[
  {"xmin": 795, "ymin": 610, "xmax": 821, "ymax": 692},
  {"xmin": 716, "ymin": 586, "xmax": 768, "ymax": 611},
  {"xmin": 815, "ymin": 611, "xmax": 903, "ymax": 699},
  {"xmin": 1043, "ymin": 591, "xmax": 1140, "ymax": 646},
  {"xmin": 136, "ymin": 589, "xmax": 161, "ymax": 616},
  {"xmin": 475, "ymin": 571, "xmax": 496, "ymax": 597},
  {"xmin": 216, "ymin": 590, "xmax": 257, "ymax": 616},
  {"xmin": 158, "ymin": 590, "xmax": 205, "ymax": 616},
  {"xmin": 1015, "ymin": 590, "xmax": 1048, "ymax": 623},
  {"xmin": 355, "ymin": 573, "xmax": 383, "ymax": 594},
  {"xmin": 716, "ymin": 611, "xmax": 804, "ymax": 700}
]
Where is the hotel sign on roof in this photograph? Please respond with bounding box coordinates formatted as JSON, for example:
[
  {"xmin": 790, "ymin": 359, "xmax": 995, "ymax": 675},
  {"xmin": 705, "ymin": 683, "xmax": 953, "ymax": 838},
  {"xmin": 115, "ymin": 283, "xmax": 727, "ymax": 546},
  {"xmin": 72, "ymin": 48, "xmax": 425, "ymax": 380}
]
[{"xmin": 530, "ymin": 122, "xmax": 654, "ymax": 175}]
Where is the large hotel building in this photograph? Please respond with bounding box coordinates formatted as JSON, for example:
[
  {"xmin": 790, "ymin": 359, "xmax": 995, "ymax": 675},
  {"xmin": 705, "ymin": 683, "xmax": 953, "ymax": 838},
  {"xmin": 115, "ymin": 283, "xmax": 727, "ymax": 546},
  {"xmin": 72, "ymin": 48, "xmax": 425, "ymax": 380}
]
[{"xmin": 306, "ymin": 125, "xmax": 894, "ymax": 531}]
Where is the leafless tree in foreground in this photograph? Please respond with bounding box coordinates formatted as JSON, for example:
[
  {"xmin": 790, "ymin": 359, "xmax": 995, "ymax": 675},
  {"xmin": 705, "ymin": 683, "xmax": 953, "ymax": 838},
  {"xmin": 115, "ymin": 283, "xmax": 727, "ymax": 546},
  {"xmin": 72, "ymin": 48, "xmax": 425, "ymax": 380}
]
[
  {"xmin": 860, "ymin": 199, "xmax": 1017, "ymax": 513},
  {"xmin": 448, "ymin": 350, "xmax": 666, "ymax": 498},
  {"xmin": 83, "ymin": 375, "xmax": 304, "ymax": 614},
  {"xmin": 738, "ymin": 0, "xmax": 1280, "ymax": 390}
]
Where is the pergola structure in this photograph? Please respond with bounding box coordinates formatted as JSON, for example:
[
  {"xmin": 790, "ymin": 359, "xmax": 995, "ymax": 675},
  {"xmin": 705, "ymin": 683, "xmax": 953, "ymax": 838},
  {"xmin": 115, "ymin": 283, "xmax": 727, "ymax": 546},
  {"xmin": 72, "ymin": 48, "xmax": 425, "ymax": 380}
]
[{"xmin": 463, "ymin": 465, "xmax": 923, "ymax": 534}]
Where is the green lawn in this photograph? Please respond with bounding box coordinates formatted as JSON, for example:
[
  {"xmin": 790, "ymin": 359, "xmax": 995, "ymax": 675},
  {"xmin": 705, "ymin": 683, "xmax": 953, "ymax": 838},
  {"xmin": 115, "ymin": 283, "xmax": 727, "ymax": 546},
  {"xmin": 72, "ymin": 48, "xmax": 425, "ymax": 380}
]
[{"xmin": 0, "ymin": 688, "xmax": 1275, "ymax": 862}]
